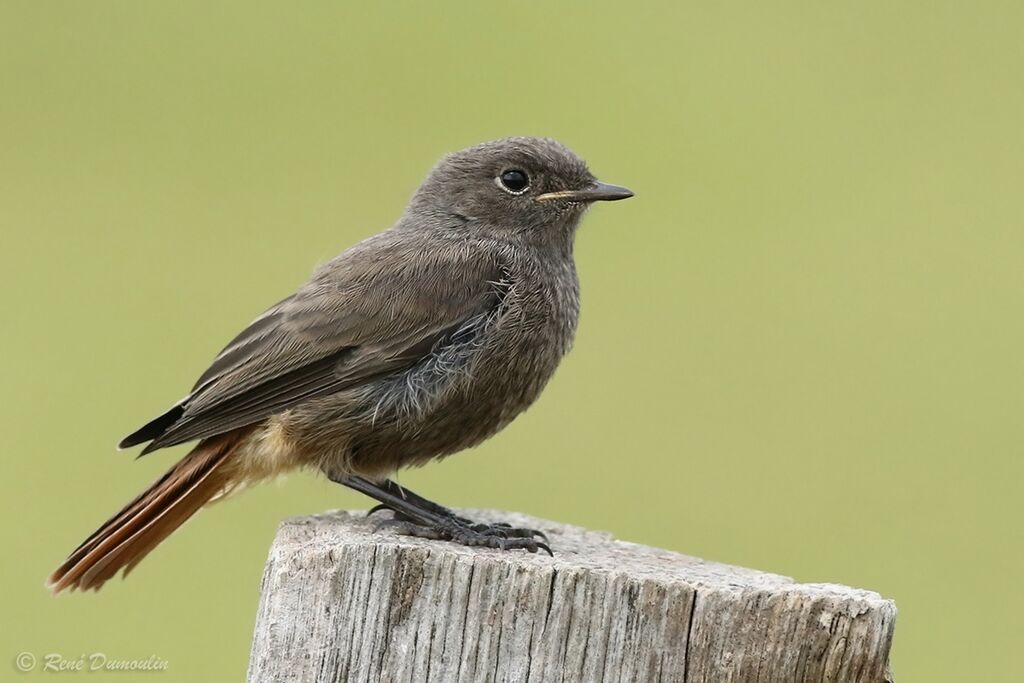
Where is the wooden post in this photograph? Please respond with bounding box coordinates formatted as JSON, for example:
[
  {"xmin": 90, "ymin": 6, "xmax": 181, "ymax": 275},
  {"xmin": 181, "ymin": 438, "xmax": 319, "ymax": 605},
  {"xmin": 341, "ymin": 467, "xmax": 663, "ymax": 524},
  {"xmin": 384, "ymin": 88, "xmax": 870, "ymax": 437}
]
[{"xmin": 248, "ymin": 510, "xmax": 895, "ymax": 683}]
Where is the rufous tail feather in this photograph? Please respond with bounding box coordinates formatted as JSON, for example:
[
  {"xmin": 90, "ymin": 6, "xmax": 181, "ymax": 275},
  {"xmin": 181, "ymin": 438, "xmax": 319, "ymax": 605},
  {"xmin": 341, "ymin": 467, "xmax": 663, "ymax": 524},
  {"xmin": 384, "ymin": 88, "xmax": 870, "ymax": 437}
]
[{"xmin": 48, "ymin": 430, "xmax": 246, "ymax": 593}]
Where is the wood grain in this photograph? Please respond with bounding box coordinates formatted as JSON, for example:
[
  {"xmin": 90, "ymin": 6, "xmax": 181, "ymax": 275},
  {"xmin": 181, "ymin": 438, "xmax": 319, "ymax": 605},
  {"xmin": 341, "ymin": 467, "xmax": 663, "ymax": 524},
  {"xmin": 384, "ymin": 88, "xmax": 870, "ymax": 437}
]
[{"xmin": 248, "ymin": 510, "xmax": 895, "ymax": 682}]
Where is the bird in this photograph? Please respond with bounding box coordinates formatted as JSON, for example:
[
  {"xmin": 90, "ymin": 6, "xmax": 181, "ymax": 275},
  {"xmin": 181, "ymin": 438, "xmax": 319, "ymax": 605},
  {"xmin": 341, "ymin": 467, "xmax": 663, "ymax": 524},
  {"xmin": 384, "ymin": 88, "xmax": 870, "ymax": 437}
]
[{"xmin": 48, "ymin": 136, "xmax": 633, "ymax": 593}]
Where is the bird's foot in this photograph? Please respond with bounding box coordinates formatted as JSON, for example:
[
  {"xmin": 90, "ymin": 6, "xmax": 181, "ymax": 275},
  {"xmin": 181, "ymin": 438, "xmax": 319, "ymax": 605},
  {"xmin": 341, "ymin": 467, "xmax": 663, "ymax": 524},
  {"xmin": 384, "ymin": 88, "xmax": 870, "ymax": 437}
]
[
  {"xmin": 378, "ymin": 515, "xmax": 552, "ymax": 555},
  {"xmin": 368, "ymin": 504, "xmax": 547, "ymax": 542},
  {"xmin": 338, "ymin": 475, "xmax": 551, "ymax": 554}
]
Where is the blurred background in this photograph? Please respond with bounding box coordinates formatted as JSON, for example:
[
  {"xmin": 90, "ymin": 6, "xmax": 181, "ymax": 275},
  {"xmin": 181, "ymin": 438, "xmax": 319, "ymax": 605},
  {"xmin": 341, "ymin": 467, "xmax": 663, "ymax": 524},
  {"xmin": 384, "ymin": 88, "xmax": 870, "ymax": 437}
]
[{"xmin": 2, "ymin": 2, "xmax": 1021, "ymax": 681}]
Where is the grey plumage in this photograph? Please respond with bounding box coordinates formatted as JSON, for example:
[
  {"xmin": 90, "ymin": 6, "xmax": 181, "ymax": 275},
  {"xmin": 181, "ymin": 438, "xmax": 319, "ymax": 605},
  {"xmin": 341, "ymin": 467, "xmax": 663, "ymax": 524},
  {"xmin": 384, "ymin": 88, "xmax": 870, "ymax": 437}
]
[{"xmin": 51, "ymin": 136, "xmax": 632, "ymax": 592}]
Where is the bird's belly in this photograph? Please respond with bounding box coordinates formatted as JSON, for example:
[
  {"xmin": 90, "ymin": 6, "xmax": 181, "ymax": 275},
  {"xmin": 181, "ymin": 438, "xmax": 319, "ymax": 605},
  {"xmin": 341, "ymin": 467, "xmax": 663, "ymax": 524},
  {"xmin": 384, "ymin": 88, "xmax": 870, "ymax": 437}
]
[
  {"xmin": 281, "ymin": 322, "xmax": 570, "ymax": 479},
  {"xmin": 351, "ymin": 349, "xmax": 559, "ymax": 475}
]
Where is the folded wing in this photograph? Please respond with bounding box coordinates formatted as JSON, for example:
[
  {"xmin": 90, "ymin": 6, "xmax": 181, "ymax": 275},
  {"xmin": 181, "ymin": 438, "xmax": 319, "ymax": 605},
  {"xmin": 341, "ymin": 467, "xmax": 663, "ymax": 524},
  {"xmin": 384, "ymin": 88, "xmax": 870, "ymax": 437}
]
[{"xmin": 121, "ymin": 234, "xmax": 509, "ymax": 455}]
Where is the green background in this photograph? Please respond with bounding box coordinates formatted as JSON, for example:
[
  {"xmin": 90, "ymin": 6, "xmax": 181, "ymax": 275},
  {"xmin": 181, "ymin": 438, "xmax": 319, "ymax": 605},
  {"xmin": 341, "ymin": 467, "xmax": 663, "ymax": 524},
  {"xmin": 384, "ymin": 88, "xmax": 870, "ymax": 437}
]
[{"xmin": 3, "ymin": 2, "xmax": 1021, "ymax": 681}]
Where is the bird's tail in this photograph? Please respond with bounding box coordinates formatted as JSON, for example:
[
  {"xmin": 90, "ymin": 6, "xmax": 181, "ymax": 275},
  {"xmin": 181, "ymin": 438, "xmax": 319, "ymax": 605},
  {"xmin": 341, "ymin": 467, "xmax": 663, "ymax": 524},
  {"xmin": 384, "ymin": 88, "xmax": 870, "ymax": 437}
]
[{"xmin": 48, "ymin": 431, "xmax": 247, "ymax": 594}]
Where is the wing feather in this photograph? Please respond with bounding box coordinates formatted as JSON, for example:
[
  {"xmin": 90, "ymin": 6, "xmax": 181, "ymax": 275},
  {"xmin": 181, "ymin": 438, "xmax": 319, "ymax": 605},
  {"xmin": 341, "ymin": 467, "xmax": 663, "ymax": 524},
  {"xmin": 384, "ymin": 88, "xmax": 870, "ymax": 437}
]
[{"xmin": 123, "ymin": 233, "xmax": 508, "ymax": 454}]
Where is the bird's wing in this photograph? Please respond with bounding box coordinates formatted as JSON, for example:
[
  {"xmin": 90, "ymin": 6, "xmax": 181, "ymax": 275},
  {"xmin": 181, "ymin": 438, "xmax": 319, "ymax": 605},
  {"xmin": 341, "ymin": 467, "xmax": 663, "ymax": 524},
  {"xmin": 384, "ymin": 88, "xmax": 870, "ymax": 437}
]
[{"xmin": 121, "ymin": 233, "xmax": 509, "ymax": 455}]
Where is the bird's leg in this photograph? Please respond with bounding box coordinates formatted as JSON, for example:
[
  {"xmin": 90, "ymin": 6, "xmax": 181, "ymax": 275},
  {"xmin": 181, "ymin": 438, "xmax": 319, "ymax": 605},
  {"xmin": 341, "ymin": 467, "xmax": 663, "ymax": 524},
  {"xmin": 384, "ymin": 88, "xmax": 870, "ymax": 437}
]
[
  {"xmin": 364, "ymin": 480, "xmax": 473, "ymax": 524},
  {"xmin": 331, "ymin": 474, "xmax": 551, "ymax": 554},
  {"xmin": 357, "ymin": 477, "xmax": 522, "ymax": 531},
  {"xmin": 345, "ymin": 475, "xmax": 550, "ymax": 544},
  {"xmin": 367, "ymin": 481, "xmax": 548, "ymax": 541},
  {"xmin": 370, "ymin": 480, "xmax": 548, "ymax": 538}
]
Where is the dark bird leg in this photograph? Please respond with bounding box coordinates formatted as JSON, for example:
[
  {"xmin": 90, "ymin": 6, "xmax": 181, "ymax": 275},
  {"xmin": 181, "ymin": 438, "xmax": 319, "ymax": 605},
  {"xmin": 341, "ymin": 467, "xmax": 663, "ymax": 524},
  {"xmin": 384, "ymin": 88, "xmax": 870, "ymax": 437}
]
[
  {"xmin": 333, "ymin": 474, "xmax": 551, "ymax": 554},
  {"xmin": 364, "ymin": 482, "xmax": 474, "ymax": 525},
  {"xmin": 367, "ymin": 479, "xmax": 548, "ymax": 539}
]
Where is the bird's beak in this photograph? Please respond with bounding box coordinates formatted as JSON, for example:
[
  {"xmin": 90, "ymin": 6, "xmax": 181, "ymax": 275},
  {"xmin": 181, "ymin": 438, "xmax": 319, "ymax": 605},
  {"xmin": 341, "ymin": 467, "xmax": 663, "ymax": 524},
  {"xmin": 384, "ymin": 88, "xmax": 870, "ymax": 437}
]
[{"xmin": 536, "ymin": 181, "xmax": 634, "ymax": 203}]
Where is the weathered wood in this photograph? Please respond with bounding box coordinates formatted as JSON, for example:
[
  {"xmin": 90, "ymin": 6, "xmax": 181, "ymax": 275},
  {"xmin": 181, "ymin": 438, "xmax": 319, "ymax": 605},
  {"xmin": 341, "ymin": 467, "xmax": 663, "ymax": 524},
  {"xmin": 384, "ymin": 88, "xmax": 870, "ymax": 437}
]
[{"xmin": 248, "ymin": 510, "xmax": 895, "ymax": 683}]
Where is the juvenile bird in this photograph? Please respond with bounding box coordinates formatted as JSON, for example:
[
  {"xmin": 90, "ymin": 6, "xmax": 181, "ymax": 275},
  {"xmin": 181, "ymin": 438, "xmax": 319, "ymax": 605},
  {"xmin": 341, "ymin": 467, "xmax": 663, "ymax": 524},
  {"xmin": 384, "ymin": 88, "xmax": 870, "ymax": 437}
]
[{"xmin": 49, "ymin": 137, "xmax": 632, "ymax": 592}]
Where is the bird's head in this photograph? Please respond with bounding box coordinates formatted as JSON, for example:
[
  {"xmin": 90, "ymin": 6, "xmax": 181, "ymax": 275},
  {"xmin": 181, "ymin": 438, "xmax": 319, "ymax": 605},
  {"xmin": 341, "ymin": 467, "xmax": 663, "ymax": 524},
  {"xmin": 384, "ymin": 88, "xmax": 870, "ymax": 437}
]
[{"xmin": 408, "ymin": 137, "xmax": 632, "ymax": 242}]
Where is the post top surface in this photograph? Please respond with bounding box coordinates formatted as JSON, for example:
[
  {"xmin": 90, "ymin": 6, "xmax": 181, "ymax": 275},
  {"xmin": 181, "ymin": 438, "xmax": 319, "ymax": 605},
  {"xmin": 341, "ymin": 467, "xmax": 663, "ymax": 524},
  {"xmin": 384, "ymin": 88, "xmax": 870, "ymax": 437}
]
[{"xmin": 271, "ymin": 509, "xmax": 891, "ymax": 609}]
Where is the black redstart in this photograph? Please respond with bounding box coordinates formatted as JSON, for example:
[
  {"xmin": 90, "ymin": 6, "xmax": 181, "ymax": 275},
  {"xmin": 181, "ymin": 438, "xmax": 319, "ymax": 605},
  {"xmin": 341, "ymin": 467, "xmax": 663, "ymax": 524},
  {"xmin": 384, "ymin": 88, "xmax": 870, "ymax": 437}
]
[{"xmin": 49, "ymin": 137, "xmax": 632, "ymax": 592}]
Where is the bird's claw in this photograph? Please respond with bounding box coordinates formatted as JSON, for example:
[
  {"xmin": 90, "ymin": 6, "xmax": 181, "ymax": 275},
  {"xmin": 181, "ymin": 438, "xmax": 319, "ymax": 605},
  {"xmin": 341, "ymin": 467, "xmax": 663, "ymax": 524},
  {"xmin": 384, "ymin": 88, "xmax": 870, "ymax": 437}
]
[
  {"xmin": 347, "ymin": 477, "xmax": 553, "ymax": 555},
  {"xmin": 381, "ymin": 518, "xmax": 553, "ymax": 555},
  {"xmin": 367, "ymin": 504, "xmax": 393, "ymax": 517},
  {"xmin": 466, "ymin": 522, "xmax": 549, "ymax": 542}
]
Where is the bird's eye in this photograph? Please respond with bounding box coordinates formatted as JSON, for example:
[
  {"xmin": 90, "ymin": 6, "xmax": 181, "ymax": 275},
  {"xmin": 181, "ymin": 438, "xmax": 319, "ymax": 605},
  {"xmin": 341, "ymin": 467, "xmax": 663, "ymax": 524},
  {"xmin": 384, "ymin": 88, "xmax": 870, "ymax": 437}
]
[{"xmin": 497, "ymin": 169, "xmax": 530, "ymax": 194}]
